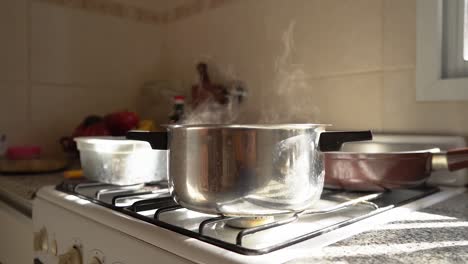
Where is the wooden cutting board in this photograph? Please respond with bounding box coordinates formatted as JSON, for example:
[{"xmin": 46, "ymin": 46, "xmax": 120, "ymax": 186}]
[{"xmin": 0, "ymin": 159, "xmax": 70, "ymax": 174}]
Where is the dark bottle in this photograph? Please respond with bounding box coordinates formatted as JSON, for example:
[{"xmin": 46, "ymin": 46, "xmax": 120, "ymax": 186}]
[
  {"xmin": 191, "ymin": 62, "xmax": 228, "ymax": 109},
  {"xmin": 169, "ymin": 95, "xmax": 185, "ymax": 123}
]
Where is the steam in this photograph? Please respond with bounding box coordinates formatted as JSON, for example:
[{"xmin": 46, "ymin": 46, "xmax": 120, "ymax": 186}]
[
  {"xmin": 182, "ymin": 96, "xmax": 241, "ymax": 124},
  {"xmin": 180, "ymin": 21, "xmax": 319, "ymax": 125},
  {"xmin": 180, "ymin": 57, "xmax": 245, "ymax": 124},
  {"xmin": 259, "ymin": 21, "xmax": 319, "ymax": 124},
  {"xmin": 275, "ymin": 22, "xmax": 307, "ymax": 96}
]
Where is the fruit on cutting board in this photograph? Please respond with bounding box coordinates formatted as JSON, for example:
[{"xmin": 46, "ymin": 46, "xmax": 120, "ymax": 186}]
[
  {"xmin": 63, "ymin": 169, "xmax": 83, "ymax": 179},
  {"xmin": 137, "ymin": 120, "xmax": 156, "ymax": 131},
  {"xmin": 60, "ymin": 112, "xmax": 140, "ymax": 153},
  {"xmin": 105, "ymin": 111, "xmax": 140, "ymax": 136},
  {"xmin": 0, "ymin": 158, "xmax": 69, "ymax": 173},
  {"xmin": 6, "ymin": 146, "xmax": 42, "ymax": 160},
  {"xmin": 60, "ymin": 115, "xmax": 110, "ymax": 153},
  {"xmin": 72, "ymin": 115, "xmax": 110, "ymax": 137}
]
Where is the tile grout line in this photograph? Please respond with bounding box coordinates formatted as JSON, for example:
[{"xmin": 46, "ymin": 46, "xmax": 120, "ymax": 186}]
[
  {"xmin": 28, "ymin": 81, "xmax": 99, "ymax": 89},
  {"xmin": 0, "ymin": 80, "xmax": 29, "ymax": 84},
  {"xmin": 380, "ymin": 0, "xmax": 386, "ymax": 133},
  {"xmin": 0, "ymin": 66, "xmax": 414, "ymax": 87},
  {"xmin": 304, "ymin": 66, "xmax": 415, "ymax": 81},
  {"xmin": 26, "ymin": 0, "xmax": 33, "ymax": 125}
]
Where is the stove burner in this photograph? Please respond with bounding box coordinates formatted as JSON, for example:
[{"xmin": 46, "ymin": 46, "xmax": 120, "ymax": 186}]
[
  {"xmin": 225, "ymin": 216, "xmax": 276, "ymax": 229},
  {"xmin": 56, "ymin": 180, "xmax": 439, "ymax": 256}
]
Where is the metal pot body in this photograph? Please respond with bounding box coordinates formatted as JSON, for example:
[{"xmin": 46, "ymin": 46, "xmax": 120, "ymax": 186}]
[{"xmin": 167, "ymin": 124, "xmax": 326, "ymax": 216}]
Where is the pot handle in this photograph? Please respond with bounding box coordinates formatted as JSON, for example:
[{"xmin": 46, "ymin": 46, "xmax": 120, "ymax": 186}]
[
  {"xmin": 126, "ymin": 131, "xmax": 168, "ymax": 150},
  {"xmin": 446, "ymin": 148, "xmax": 468, "ymax": 171},
  {"xmin": 318, "ymin": 130, "xmax": 373, "ymax": 151}
]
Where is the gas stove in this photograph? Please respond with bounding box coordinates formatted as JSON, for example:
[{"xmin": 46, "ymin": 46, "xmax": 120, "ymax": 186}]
[{"xmin": 32, "ymin": 180, "xmax": 465, "ymax": 264}]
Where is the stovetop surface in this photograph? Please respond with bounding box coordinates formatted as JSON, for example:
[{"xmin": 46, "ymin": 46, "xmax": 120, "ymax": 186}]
[{"xmin": 56, "ymin": 180, "xmax": 439, "ymax": 255}]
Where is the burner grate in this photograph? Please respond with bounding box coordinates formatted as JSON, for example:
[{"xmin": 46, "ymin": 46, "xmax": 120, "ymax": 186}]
[
  {"xmin": 56, "ymin": 181, "xmax": 439, "ymax": 256},
  {"xmin": 150, "ymin": 193, "xmax": 382, "ymax": 247}
]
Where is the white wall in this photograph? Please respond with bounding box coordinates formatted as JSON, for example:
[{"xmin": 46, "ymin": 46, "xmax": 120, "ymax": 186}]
[
  {"xmin": 2, "ymin": 0, "xmax": 468, "ymax": 156},
  {"xmin": 0, "ymin": 0, "xmax": 164, "ymax": 154},
  {"xmin": 162, "ymin": 0, "xmax": 468, "ymax": 134}
]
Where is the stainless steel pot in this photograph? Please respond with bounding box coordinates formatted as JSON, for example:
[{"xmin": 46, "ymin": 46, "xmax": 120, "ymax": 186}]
[{"xmin": 127, "ymin": 125, "xmax": 371, "ymax": 216}]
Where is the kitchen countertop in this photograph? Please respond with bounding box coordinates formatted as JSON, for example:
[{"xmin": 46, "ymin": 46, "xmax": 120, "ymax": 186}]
[
  {"xmin": 289, "ymin": 190, "xmax": 468, "ymax": 264},
  {"xmin": 0, "ymin": 173, "xmax": 64, "ymax": 216},
  {"xmin": 0, "ymin": 174, "xmax": 467, "ymax": 263}
]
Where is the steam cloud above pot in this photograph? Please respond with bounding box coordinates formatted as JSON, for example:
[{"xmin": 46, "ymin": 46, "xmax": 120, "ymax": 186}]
[{"xmin": 178, "ymin": 20, "xmax": 319, "ymax": 125}]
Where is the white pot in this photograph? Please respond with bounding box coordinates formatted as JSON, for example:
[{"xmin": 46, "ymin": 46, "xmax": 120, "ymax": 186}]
[{"xmin": 75, "ymin": 137, "xmax": 167, "ymax": 185}]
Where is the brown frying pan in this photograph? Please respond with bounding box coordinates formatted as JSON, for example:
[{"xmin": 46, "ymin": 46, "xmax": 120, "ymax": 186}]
[{"xmin": 324, "ymin": 148, "xmax": 468, "ymax": 191}]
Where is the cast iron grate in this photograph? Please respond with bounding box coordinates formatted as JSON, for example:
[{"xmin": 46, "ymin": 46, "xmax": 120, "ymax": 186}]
[{"xmin": 56, "ymin": 180, "xmax": 439, "ymax": 256}]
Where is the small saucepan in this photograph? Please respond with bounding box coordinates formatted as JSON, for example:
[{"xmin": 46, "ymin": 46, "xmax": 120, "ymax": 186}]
[{"xmin": 324, "ymin": 147, "xmax": 468, "ymax": 191}]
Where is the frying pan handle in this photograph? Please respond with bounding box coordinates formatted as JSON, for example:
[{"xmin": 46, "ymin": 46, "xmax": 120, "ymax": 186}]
[
  {"xmin": 318, "ymin": 130, "xmax": 373, "ymax": 152},
  {"xmin": 446, "ymin": 148, "xmax": 468, "ymax": 171},
  {"xmin": 126, "ymin": 131, "xmax": 168, "ymax": 150}
]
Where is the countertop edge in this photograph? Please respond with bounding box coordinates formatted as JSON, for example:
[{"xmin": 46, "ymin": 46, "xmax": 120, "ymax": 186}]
[{"xmin": 0, "ymin": 185, "xmax": 32, "ymax": 217}]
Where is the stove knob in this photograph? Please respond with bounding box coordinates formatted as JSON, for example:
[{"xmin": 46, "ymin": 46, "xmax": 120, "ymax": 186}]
[
  {"xmin": 33, "ymin": 232, "xmax": 41, "ymax": 251},
  {"xmin": 50, "ymin": 239, "xmax": 58, "ymax": 256},
  {"xmin": 33, "ymin": 228, "xmax": 48, "ymax": 252},
  {"xmin": 89, "ymin": 257, "xmax": 102, "ymax": 264},
  {"xmin": 58, "ymin": 247, "xmax": 82, "ymax": 264}
]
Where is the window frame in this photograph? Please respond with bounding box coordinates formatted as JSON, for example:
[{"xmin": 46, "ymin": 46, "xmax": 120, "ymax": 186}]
[{"xmin": 416, "ymin": 0, "xmax": 468, "ymax": 101}]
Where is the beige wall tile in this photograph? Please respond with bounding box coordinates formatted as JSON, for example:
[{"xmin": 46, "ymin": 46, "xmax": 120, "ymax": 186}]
[
  {"xmin": 5, "ymin": 0, "xmax": 466, "ymax": 151},
  {"xmin": 166, "ymin": 0, "xmax": 383, "ymax": 80},
  {"xmin": 296, "ymin": 0, "xmax": 383, "ymax": 77},
  {"xmin": 382, "ymin": 70, "xmax": 465, "ymax": 134},
  {"xmin": 0, "ymin": 0, "xmax": 28, "ymax": 82},
  {"xmin": 383, "ymin": 0, "xmax": 416, "ymax": 69},
  {"xmin": 163, "ymin": 0, "xmax": 384, "ymax": 127},
  {"xmin": 165, "ymin": 0, "xmax": 271, "ymax": 80},
  {"xmin": 162, "ymin": 0, "xmax": 275, "ymax": 124},
  {"xmin": 163, "ymin": 0, "xmax": 467, "ymax": 135},
  {"xmin": 456, "ymin": 104, "xmax": 468, "ymax": 134},
  {"xmin": 30, "ymin": 83, "xmax": 139, "ymax": 154},
  {"xmin": 30, "ymin": 1, "xmax": 163, "ymax": 86},
  {"xmin": 28, "ymin": 2, "xmax": 164, "ymax": 154},
  {"xmin": 311, "ymin": 73, "xmax": 383, "ymax": 130},
  {"xmin": 0, "ymin": 82, "xmax": 30, "ymax": 145},
  {"xmin": 234, "ymin": 73, "xmax": 383, "ymax": 130}
]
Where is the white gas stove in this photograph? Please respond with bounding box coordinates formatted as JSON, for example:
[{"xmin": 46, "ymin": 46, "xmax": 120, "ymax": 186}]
[{"xmin": 32, "ymin": 180, "xmax": 465, "ymax": 264}]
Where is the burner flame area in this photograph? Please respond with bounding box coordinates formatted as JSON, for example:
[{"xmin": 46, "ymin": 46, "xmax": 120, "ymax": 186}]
[{"xmin": 226, "ymin": 216, "xmax": 276, "ymax": 229}]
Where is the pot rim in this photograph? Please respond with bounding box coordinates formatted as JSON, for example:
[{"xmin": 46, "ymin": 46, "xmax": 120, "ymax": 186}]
[
  {"xmin": 162, "ymin": 123, "xmax": 332, "ymax": 130},
  {"xmin": 324, "ymin": 147, "xmax": 441, "ymax": 156}
]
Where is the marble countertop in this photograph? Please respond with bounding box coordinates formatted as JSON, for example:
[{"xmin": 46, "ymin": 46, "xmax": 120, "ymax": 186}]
[
  {"xmin": 290, "ymin": 190, "xmax": 468, "ymax": 264},
  {"xmin": 0, "ymin": 174, "xmax": 467, "ymax": 263}
]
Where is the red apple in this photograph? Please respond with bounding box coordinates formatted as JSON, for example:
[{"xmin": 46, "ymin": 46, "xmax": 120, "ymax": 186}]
[{"xmin": 105, "ymin": 111, "xmax": 140, "ymax": 136}]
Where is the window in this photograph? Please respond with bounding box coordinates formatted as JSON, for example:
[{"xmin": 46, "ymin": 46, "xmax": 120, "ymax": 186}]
[
  {"xmin": 442, "ymin": 0, "xmax": 466, "ymax": 78},
  {"xmin": 416, "ymin": 0, "xmax": 468, "ymax": 101},
  {"xmin": 464, "ymin": 0, "xmax": 468, "ymax": 60}
]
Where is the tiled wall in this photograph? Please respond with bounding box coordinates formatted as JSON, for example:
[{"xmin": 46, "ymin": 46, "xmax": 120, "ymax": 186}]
[
  {"xmin": 3, "ymin": 0, "xmax": 468, "ymax": 155},
  {"xmin": 163, "ymin": 0, "xmax": 468, "ymax": 134},
  {"xmin": 0, "ymin": 0, "xmax": 163, "ymax": 154}
]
